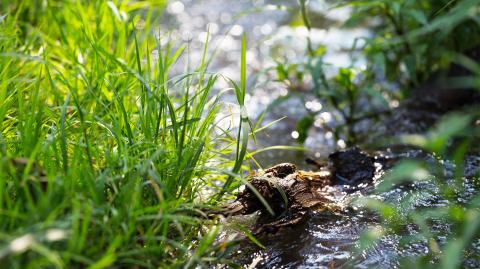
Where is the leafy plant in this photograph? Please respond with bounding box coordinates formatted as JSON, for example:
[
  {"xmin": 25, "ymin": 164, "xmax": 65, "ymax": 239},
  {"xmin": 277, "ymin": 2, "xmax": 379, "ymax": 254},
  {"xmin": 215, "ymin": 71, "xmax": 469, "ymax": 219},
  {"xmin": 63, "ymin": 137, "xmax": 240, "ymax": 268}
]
[
  {"xmin": 342, "ymin": 0, "xmax": 480, "ymax": 90},
  {"xmin": 275, "ymin": 1, "xmax": 480, "ymax": 266},
  {"xmin": 275, "ymin": 0, "xmax": 480, "ymax": 145},
  {"xmin": 354, "ymin": 111, "xmax": 480, "ymax": 268}
]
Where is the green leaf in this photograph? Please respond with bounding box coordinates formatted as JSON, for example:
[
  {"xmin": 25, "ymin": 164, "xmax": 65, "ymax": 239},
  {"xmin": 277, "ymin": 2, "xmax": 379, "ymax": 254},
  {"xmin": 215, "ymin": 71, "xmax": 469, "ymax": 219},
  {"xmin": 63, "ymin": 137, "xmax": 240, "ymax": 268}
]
[
  {"xmin": 296, "ymin": 116, "xmax": 314, "ymax": 144},
  {"xmin": 404, "ymin": 54, "xmax": 418, "ymax": 84},
  {"xmin": 408, "ymin": 9, "xmax": 428, "ymax": 25}
]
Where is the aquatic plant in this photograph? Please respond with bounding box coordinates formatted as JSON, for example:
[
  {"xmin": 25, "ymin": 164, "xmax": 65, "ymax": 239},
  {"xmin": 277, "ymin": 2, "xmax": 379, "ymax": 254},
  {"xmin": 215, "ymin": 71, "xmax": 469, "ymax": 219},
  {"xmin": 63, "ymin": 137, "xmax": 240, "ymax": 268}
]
[
  {"xmin": 274, "ymin": 0, "xmax": 480, "ymax": 266},
  {"xmin": 278, "ymin": 0, "xmax": 480, "ymax": 146},
  {"xmin": 355, "ymin": 111, "xmax": 480, "ymax": 268}
]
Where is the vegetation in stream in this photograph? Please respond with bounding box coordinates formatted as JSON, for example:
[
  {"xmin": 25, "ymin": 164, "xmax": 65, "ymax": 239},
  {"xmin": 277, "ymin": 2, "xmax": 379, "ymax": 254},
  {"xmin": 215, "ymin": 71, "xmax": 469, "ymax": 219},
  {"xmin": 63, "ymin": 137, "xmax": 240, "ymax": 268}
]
[
  {"xmin": 1, "ymin": 0, "xmax": 479, "ymax": 268},
  {"xmin": 354, "ymin": 112, "xmax": 480, "ymax": 268},
  {"xmin": 276, "ymin": 0, "xmax": 480, "ymax": 267},
  {"xmin": 277, "ymin": 0, "xmax": 480, "ymax": 145}
]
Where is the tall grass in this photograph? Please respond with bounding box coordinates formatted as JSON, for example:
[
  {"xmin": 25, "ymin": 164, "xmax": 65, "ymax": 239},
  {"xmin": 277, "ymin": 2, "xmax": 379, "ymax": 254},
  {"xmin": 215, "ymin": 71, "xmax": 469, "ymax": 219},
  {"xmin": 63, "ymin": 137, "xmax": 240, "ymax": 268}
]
[{"xmin": 0, "ymin": 1, "xmax": 249, "ymax": 267}]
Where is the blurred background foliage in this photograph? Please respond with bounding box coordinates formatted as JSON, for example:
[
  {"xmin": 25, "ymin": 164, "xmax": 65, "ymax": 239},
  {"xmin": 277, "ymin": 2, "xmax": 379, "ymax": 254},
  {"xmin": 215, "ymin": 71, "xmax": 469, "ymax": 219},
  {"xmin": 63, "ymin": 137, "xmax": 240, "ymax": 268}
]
[
  {"xmin": 275, "ymin": 0, "xmax": 480, "ymax": 267},
  {"xmin": 0, "ymin": 0, "xmax": 479, "ymax": 267},
  {"xmin": 275, "ymin": 0, "xmax": 480, "ymax": 145}
]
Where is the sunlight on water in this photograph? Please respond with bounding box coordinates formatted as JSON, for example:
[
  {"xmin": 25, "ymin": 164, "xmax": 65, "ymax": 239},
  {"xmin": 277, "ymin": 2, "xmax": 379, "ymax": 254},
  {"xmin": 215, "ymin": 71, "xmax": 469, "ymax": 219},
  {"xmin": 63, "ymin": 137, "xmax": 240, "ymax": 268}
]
[{"xmin": 159, "ymin": 1, "xmax": 480, "ymax": 268}]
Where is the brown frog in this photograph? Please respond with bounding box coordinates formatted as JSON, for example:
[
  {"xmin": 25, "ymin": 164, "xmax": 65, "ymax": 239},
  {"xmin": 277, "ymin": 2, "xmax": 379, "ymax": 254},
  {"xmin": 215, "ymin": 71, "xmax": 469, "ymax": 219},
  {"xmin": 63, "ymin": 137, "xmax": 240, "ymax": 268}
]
[{"xmin": 223, "ymin": 148, "xmax": 376, "ymax": 234}]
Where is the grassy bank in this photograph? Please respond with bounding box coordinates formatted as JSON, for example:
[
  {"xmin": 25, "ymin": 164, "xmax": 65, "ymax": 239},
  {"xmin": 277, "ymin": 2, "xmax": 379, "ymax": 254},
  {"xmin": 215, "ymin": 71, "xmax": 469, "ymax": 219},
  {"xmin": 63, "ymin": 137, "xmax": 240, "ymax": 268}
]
[{"xmin": 0, "ymin": 1, "xmax": 249, "ymax": 267}]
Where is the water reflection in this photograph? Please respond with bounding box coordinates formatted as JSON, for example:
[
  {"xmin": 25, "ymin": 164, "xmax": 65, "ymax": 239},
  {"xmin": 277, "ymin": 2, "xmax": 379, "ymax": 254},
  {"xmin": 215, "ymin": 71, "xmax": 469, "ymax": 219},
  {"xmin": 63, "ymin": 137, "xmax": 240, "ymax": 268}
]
[
  {"xmin": 161, "ymin": 0, "xmax": 371, "ymax": 163},
  {"xmin": 228, "ymin": 150, "xmax": 479, "ymax": 268},
  {"xmin": 159, "ymin": 1, "xmax": 460, "ymax": 268}
]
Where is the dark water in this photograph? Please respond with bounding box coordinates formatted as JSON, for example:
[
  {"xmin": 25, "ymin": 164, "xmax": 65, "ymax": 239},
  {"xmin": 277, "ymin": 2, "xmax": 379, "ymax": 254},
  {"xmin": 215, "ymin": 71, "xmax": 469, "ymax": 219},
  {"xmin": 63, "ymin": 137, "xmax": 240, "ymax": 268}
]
[
  {"xmin": 161, "ymin": 2, "xmax": 480, "ymax": 268},
  {"xmin": 229, "ymin": 150, "xmax": 480, "ymax": 268}
]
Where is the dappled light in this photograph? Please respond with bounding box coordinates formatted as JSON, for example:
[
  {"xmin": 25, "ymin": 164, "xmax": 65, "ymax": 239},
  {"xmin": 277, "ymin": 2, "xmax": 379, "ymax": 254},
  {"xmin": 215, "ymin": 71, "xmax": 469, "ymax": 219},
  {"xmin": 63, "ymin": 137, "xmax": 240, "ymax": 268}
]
[{"xmin": 1, "ymin": 0, "xmax": 479, "ymax": 268}]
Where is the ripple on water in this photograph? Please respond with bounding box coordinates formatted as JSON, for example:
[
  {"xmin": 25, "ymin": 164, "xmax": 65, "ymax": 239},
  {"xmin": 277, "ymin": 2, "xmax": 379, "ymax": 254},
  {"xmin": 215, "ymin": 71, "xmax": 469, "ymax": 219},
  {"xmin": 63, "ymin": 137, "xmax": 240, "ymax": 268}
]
[
  {"xmin": 161, "ymin": 1, "xmax": 480, "ymax": 268},
  {"xmin": 231, "ymin": 151, "xmax": 480, "ymax": 268}
]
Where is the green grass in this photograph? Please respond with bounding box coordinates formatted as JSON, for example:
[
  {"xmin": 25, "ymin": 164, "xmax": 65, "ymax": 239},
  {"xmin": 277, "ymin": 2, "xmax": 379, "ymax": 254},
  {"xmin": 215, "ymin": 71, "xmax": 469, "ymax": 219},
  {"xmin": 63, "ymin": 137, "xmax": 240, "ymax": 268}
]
[{"xmin": 0, "ymin": 1, "xmax": 252, "ymax": 268}]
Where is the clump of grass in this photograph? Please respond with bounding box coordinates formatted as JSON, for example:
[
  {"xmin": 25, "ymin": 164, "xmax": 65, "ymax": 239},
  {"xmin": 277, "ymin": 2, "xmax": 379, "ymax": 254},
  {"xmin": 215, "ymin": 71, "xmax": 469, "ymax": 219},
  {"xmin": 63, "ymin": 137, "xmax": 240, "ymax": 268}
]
[{"xmin": 0, "ymin": 1, "xmax": 251, "ymax": 268}]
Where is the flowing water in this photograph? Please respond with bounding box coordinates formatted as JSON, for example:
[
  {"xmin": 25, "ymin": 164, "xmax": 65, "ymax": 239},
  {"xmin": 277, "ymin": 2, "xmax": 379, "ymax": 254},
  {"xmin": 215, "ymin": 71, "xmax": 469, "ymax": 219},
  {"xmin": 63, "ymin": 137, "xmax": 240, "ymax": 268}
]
[
  {"xmin": 228, "ymin": 150, "xmax": 480, "ymax": 268},
  {"xmin": 161, "ymin": 1, "xmax": 480, "ymax": 268},
  {"xmin": 161, "ymin": 0, "xmax": 370, "ymax": 164}
]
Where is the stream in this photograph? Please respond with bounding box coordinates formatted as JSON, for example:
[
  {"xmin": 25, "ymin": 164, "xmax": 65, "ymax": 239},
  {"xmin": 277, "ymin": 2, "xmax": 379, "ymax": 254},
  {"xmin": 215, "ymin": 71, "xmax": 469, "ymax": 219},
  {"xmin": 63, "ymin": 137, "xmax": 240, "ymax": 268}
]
[
  {"xmin": 161, "ymin": 0, "xmax": 369, "ymax": 165},
  {"xmin": 161, "ymin": 1, "xmax": 480, "ymax": 268},
  {"xmin": 230, "ymin": 149, "xmax": 480, "ymax": 268}
]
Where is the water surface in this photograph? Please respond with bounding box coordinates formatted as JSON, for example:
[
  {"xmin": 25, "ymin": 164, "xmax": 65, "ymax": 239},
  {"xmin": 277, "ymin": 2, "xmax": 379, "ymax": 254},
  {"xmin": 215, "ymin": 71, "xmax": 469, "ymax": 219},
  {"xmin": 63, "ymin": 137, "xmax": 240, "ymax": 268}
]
[{"xmin": 161, "ymin": 2, "xmax": 480, "ymax": 268}]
